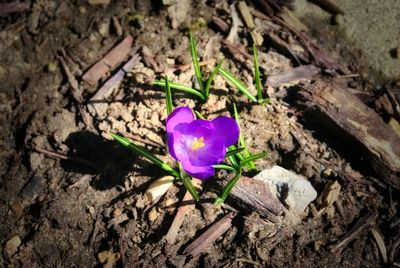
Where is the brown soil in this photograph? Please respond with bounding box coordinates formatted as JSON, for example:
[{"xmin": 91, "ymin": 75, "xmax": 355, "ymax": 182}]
[{"xmin": 1, "ymin": 0, "xmax": 399, "ymax": 267}]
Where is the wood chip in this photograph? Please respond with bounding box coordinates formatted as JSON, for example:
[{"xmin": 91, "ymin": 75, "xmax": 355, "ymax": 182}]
[
  {"xmin": 0, "ymin": 1, "xmax": 31, "ymax": 17},
  {"xmin": 145, "ymin": 176, "xmax": 174, "ymax": 204},
  {"xmin": 59, "ymin": 56, "xmax": 84, "ymax": 103},
  {"xmin": 227, "ymin": 3, "xmax": 240, "ymax": 43},
  {"xmin": 211, "ymin": 16, "xmax": 229, "ymax": 33},
  {"xmin": 298, "ymin": 80, "xmax": 400, "ymax": 190},
  {"xmin": 183, "ymin": 212, "xmax": 236, "ymax": 257},
  {"xmin": 267, "ymin": 65, "xmax": 320, "ymax": 87},
  {"xmin": 165, "ymin": 178, "xmax": 202, "ymax": 244},
  {"xmin": 82, "ymin": 35, "xmax": 133, "ymax": 86},
  {"xmin": 238, "ymin": 1, "xmax": 255, "ymax": 29},
  {"xmin": 215, "ymin": 175, "xmax": 284, "ymax": 222},
  {"xmin": 318, "ymin": 180, "xmax": 341, "ymax": 209},
  {"xmin": 89, "ymin": 54, "xmax": 140, "ymax": 102}
]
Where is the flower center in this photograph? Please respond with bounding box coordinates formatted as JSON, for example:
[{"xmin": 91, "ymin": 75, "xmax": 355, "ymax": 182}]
[{"xmin": 191, "ymin": 136, "xmax": 205, "ymax": 151}]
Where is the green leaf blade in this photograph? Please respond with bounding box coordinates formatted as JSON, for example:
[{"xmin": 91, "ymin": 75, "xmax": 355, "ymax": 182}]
[
  {"xmin": 153, "ymin": 80, "xmax": 206, "ymax": 101},
  {"xmin": 189, "ymin": 32, "xmax": 204, "ymax": 93},
  {"xmin": 214, "ymin": 171, "xmax": 242, "ymax": 205},
  {"xmin": 164, "ymin": 76, "xmax": 173, "ymax": 115},
  {"xmin": 182, "ymin": 176, "xmax": 200, "ymax": 201},
  {"xmin": 239, "ymin": 152, "xmax": 268, "ymax": 169},
  {"xmin": 111, "ymin": 133, "xmax": 179, "ymax": 178},
  {"xmin": 204, "ymin": 59, "xmax": 224, "ymax": 98},
  {"xmin": 233, "ymin": 103, "xmax": 256, "ymax": 170},
  {"xmin": 253, "ymin": 44, "xmax": 263, "ymax": 101},
  {"xmin": 219, "ymin": 68, "xmax": 257, "ymax": 103}
]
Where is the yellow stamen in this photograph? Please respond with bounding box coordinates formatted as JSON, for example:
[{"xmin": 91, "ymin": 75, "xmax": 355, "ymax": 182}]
[{"xmin": 191, "ymin": 136, "xmax": 205, "ymax": 151}]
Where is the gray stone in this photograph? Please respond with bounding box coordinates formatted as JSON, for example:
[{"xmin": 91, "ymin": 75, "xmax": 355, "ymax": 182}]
[{"xmin": 253, "ymin": 166, "xmax": 317, "ymax": 215}]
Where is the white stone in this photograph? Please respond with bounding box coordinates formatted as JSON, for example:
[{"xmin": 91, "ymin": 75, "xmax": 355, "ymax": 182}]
[{"xmin": 253, "ymin": 166, "xmax": 317, "ymax": 215}]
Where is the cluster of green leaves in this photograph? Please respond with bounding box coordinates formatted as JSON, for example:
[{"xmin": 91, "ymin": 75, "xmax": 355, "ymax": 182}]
[
  {"xmin": 153, "ymin": 33, "xmax": 269, "ymax": 104},
  {"xmin": 112, "ymin": 32, "xmax": 269, "ymax": 204}
]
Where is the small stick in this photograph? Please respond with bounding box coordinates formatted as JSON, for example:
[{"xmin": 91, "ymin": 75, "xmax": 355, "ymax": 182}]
[
  {"xmin": 90, "ymin": 212, "xmax": 102, "ymax": 246},
  {"xmin": 34, "ymin": 147, "xmax": 97, "ymax": 170},
  {"xmin": 59, "ymin": 55, "xmax": 93, "ymax": 128},
  {"xmin": 331, "ymin": 211, "xmax": 378, "ymax": 255},
  {"xmin": 183, "ymin": 212, "xmax": 236, "ymax": 257},
  {"xmin": 89, "ymin": 54, "xmax": 140, "ymax": 102},
  {"xmin": 112, "ymin": 16, "xmax": 123, "ymax": 36},
  {"xmin": 227, "ymin": 3, "xmax": 240, "ymax": 43},
  {"xmin": 267, "ymin": 65, "xmax": 320, "ymax": 87},
  {"xmin": 82, "ymin": 35, "xmax": 133, "ymax": 86},
  {"xmin": 211, "ymin": 16, "xmax": 229, "ymax": 33},
  {"xmin": 165, "ymin": 178, "xmax": 202, "ymax": 245},
  {"xmin": 59, "ymin": 56, "xmax": 84, "ymax": 103},
  {"xmin": 0, "ymin": 1, "xmax": 31, "ymax": 17},
  {"xmin": 389, "ymin": 235, "xmax": 400, "ymax": 263},
  {"xmin": 221, "ymin": 39, "xmax": 252, "ymax": 61}
]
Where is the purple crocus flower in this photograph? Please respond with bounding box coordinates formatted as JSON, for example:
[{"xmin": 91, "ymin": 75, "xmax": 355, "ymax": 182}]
[{"xmin": 166, "ymin": 106, "xmax": 240, "ymax": 179}]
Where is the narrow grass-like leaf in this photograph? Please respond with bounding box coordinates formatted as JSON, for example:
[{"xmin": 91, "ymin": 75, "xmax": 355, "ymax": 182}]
[
  {"xmin": 181, "ymin": 173, "xmax": 200, "ymax": 201},
  {"xmin": 226, "ymin": 145, "xmax": 239, "ymax": 169},
  {"xmin": 204, "ymin": 59, "xmax": 224, "ymax": 98},
  {"xmin": 239, "ymin": 152, "xmax": 267, "ymax": 169},
  {"xmin": 233, "ymin": 103, "xmax": 256, "ymax": 170},
  {"xmin": 253, "ymin": 44, "xmax": 263, "ymax": 101},
  {"xmin": 214, "ymin": 171, "xmax": 242, "ymax": 205},
  {"xmin": 194, "ymin": 110, "xmax": 205, "ymax": 119},
  {"xmin": 212, "ymin": 164, "xmax": 238, "ymax": 173},
  {"xmin": 111, "ymin": 133, "xmax": 180, "ymax": 178},
  {"xmin": 189, "ymin": 32, "xmax": 204, "ymax": 93},
  {"xmin": 225, "ymin": 147, "xmax": 245, "ymax": 157},
  {"xmin": 219, "ymin": 68, "xmax": 257, "ymax": 103},
  {"xmin": 164, "ymin": 76, "xmax": 173, "ymax": 115},
  {"xmin": 153, "ymin": 80, "xmax": 206, "ymax": 101}
]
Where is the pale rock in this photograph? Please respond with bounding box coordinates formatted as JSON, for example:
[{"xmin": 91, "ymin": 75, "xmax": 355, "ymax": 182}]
[
  {"xmin": 253, "ymin": 165, "xmax": 317, "ymax": 215},
  {"xmin": 30, "ymin": 152, "xmax": 44, "ymax": 170},
  {"xmin": 166, "ymin": 0, "xmax": 191, "ymax": 29},
  {"xmin": 4, "ymin": 235, "xmax": 21, "ymax": 257}
]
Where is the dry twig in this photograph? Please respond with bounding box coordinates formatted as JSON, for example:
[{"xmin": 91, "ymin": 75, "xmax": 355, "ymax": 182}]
[
  {"xmin": 331, "ymin": 211, "xmax": 378, "ymax": 255},
  {"xmin": 82, "ymin": 35, "xmax": 133, "ymax": 85},
  {"xmin": 0, "ymin": 1, "xmax": 31, "ymax": 17},
  {"xmin": 183, "ymin": 212, "xmax": 236, "ymax": 257},
  {"xmin": 165, "ymin": 179, "xmax": 202, "ymax": 244}
]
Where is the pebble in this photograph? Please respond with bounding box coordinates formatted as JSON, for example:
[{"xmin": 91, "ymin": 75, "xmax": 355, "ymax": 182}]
[
  {"xmin": 20, "ymin": 176, "xmax": 46, "ymax": 203},
  {"xmin": 112, "ymin": 208, "xmax": 122, "ymax": 218},
  {"xmin": 10, "ymin": 200, "xmax": 24, "ymax": 217},
  {"xmin": 254, "ymin": 165, "xmax": 317, "ymax": 215},
  {"xmin": 148, "ymin": 207, "xmax": 158, "ymax": 222},
  {"xmin": 98, "ymin": 250, "xmax": 120, "ymax": 265},
  {"xmin": 4, "ymin": 235, "xmax": 21, "ymax": 257}
]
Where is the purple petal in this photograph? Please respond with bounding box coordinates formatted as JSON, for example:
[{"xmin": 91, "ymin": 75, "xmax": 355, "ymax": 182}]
[
  {"xmin": 188, "ymin": 137, "xmax": 225, "ymax": 166},
  {"xmin": 166, "ymin": 106, "xmax": 194, "ymax": 134},
  {"xmin": 181, "ymin": 161, "xmax": 215, "ymax": 180},
  {"xmin": 185, "ymin": 119, "xmax": 215, "ymax": 138},
  {"xmin": 168, "ymin": 131, "xmax": 190, "ymax": 161},
  {"xmin": 211, "ymin": 116, "xmax": 240, "ymax": 147}
]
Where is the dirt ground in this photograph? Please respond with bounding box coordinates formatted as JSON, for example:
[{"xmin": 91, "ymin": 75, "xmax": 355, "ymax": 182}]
[{"xmin": 1, "ymin": 0, "xmax": 399, "ymax": 267}]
